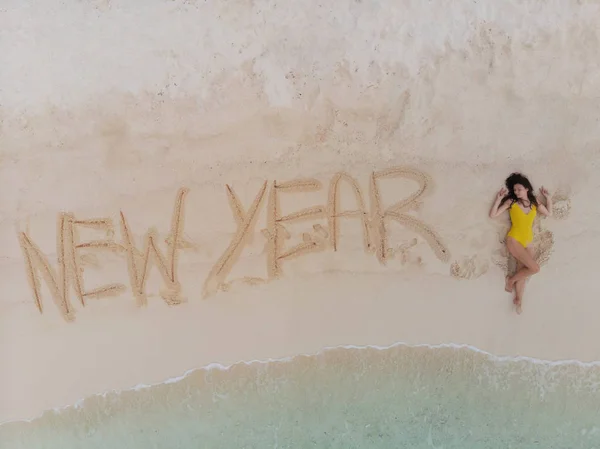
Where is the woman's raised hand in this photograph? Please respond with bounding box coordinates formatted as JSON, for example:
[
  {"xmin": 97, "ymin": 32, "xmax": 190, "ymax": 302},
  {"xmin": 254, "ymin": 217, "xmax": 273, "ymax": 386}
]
[{"xmin": 497, "ymin": 187, "xmax": 508, "ymax": 199}]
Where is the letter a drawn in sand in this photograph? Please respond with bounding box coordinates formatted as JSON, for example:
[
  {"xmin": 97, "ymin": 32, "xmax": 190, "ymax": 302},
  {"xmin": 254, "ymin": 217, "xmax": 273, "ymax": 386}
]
[
  {"xmin": 120, "ymin": 188, "xmax": 189, "ymax": 306},
  {"xmin": 203, "ymin": 182, "xmax": 268, "ymax": 297},
  {"xmin": 370, "ymin": 166, "xmax": 450, "ymax": 264},
  {"xmin": 327, "ymin": 172, "xmax": 372, "ymax": 253}
]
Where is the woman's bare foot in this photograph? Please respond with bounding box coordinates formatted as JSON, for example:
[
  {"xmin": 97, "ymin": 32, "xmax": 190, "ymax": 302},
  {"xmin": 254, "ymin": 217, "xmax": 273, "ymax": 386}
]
[
  {"xmin": 505, "ymin": 276, "xmax": 514, "ymax": 293},
  {"xmin": 514, "ymin": 297, "xmax": 522, "ymax": 314}
]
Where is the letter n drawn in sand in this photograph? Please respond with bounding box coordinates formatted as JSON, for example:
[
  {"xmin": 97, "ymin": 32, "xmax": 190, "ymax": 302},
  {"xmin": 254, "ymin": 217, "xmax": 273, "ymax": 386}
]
[
  {"xmin": 18, "ymin": 214, "xmax": 81, "ymax": 321},
  {"xmin": 265, "ymin": 179, "xmax": 327, "ymax": 279},
  {"xmin": 120, "ymin": 188, "xmax": 189, "ymax": 306},
  {"xmin": 370, "ymin": 167, "xmax": 450, "ymax": 264},
  {"xmin": 203, "ymin": 182, "xmax": 268, "ymax": 297}
]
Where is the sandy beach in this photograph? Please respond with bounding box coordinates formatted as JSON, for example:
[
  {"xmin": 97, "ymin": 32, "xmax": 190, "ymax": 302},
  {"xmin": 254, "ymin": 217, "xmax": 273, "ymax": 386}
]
[{"xmin": 1, "ymin": 0, "xmax": 600, "ymax": 446}]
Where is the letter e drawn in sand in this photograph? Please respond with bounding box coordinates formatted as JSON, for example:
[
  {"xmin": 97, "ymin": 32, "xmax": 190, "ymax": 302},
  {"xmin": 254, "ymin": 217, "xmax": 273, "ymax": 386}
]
[
  {"xmin": 18, "ymin": 214, "xmax": 77, "ymax": 321},
  {"xmin": 369, "ymin": 167, "xmax": 450, "ymax": 264},
  {"xmin": 120, "ymin": 188, "xmax": 189, "ymax": 307},
  {"xmin": 265, "ymin": 178, "xmax": 327, "ymax": 279},
  {"xmin": 203, "ymin": 182, "xmax": 268, "ymax": 297},
  {"xmin": 71, "ymin": 218, "xmax": 127, "ymax": 303}
]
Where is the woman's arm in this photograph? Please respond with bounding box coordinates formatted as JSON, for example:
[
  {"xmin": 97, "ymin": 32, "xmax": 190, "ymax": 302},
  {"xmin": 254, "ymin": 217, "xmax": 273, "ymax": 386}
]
[
  {"xmin": 489, "ymin": 187, "xmax": 511, "ymax": 218},
  {"xmin": 537, "ymin": 186, "xmax": 553, "ymax": 217}
]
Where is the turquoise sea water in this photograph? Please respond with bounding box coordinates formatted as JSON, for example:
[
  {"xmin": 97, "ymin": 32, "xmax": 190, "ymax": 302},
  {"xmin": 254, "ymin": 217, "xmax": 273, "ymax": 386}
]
[{"xmin": 2, "ymin": 344, "xmax": 600, "ymax": 448}]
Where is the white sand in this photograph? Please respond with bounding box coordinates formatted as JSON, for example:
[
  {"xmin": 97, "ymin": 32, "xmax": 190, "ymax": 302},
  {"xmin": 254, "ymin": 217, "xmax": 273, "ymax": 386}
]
[{"xmin": 1, "ymin": 0, "xmax": 599, "ymax": 424}]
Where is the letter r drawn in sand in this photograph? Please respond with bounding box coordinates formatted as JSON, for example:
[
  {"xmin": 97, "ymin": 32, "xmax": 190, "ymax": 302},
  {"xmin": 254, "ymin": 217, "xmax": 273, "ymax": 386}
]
[{"xmin": 369, "ymin": 166, "xmax": 450, "ymax": 264}]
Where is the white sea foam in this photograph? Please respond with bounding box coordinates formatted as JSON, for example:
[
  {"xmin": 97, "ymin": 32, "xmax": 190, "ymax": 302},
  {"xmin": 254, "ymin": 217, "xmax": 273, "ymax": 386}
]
[{"xmin": 2, "ymin": 340, "xmax": 599, "ymax": 426}]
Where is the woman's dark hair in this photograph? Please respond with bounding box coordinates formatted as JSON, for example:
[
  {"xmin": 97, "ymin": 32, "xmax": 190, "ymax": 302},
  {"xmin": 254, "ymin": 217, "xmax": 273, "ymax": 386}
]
[{"xmin": 500, "ymin": 172, "xmax": 538, "ymax": 207}]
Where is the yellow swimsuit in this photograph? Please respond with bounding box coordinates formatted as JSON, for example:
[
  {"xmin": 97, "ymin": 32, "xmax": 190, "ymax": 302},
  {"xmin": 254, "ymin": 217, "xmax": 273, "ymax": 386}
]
[{"xmin": 507, "ymin": 202, "xmax": 536, "ymax": 247}]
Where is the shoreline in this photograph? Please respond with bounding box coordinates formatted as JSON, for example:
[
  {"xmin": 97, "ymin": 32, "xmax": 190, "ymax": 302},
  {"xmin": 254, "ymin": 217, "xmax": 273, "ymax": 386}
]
[
  {"xmin": 0, "ymin": 224, "xmax": 595, "ymax": 424},
  {"xmin": 4, "ymin": 339, "xmax": 600, "ymax": 427}
]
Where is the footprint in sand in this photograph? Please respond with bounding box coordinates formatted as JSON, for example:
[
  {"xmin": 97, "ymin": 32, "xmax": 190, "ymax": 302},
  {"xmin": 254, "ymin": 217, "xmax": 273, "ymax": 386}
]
[
  {"xmin": 450, "ymin": 254, "xmax": 489, "ymax": 280},
  {"xmin": 531, "ymin": 228, "xmax": 555, "ymax": 267},
  {"xmin": 550, "ymin": 190, "xmax": 572, "ymax": 220},
  {"xmin": 387, "ymin": 238, "xmax": 422, "ymax": 266}
]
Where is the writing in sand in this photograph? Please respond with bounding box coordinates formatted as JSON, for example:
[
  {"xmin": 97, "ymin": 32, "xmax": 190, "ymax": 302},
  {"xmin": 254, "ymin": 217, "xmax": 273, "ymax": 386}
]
[{"xmin": 18, "ymin": 166, "xmax": 450, "ymax": 322}]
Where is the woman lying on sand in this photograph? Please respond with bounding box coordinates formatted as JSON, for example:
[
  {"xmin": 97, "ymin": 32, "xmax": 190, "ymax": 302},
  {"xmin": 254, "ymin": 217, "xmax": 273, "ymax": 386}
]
[{"xmin": 489, "ymin": 173, "xmax": 553, "ymax": 314}]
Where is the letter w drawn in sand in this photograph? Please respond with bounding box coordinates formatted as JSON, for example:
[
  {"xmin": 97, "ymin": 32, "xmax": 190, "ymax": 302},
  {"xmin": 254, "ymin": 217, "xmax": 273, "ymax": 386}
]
[
  {"xmin": 120, "ymin": 188, "xmax": 189, "ymax": 306},
  {"xmin": 203, "ymin": 182, "xmax": 268, "ymax": 297}
]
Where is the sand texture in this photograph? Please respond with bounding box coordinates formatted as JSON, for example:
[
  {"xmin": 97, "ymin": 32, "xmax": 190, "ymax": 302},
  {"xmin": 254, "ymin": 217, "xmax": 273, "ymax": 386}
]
[{"xmin": 1, "ymin": 1, "xmax": 599, "ymax": 443}]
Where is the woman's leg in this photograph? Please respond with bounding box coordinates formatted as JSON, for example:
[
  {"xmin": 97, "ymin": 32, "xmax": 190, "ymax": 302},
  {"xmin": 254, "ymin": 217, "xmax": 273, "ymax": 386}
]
[
  {"xmin": 513, "ymin": 246, "xmax": 535, "ymax": 314},
  {"xmin": 506, "ymin": 238, "xmax": 539, "ymax": 290}
]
